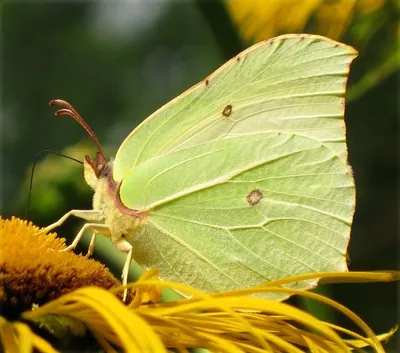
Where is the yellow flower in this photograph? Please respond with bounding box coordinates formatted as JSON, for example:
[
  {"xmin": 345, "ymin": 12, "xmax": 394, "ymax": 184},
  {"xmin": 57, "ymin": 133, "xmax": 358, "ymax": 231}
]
[
  {"xmin": 0, "ymin": 218, "xmax": 398, "ymax": 352},
  {"xmin": 0, "ymin": 217, "xmax": 121, "ymax": 318},
  {"xmin": 226, "ymin": 0, "xmax": 388, "ymax": 42}
]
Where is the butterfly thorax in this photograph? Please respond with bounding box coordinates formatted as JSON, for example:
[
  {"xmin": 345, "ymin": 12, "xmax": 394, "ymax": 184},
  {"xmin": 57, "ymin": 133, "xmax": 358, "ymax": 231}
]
[{"xmin": 84, "ymin": 152, "xmax": 145, "ymax": 244}]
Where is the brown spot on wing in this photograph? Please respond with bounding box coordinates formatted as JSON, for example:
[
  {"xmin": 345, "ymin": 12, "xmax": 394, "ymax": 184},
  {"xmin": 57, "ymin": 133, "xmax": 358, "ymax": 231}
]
[
  {"xmin": 222, "ymin": 104, "xmax": 232, "ymax": 117},
  {"xmin": 247, "ymin": 189, "xmax": 263, "ymax": 206}
]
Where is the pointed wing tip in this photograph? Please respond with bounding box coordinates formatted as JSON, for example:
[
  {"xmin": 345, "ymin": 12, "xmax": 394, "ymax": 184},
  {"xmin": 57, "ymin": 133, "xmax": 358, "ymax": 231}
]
[{"xmin": 265, "ymin": 33, "xmax": 359, "ymax": 57}]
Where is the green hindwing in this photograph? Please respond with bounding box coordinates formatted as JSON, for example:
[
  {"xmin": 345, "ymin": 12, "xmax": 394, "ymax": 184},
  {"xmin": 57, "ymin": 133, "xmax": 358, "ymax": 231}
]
[{"xmin": 120, "ymin": 133, "xmax": 354, "ymax": 298}]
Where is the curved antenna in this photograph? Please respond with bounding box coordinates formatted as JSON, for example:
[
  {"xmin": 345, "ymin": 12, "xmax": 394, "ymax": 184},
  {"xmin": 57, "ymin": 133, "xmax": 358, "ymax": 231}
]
[
  {"xmin": 49, "ymin": 99, "xmax": 105, "ymax": 159},
  {"xmin": 25, "ymin": 150, "xmax": 83, "ymax": 219}
]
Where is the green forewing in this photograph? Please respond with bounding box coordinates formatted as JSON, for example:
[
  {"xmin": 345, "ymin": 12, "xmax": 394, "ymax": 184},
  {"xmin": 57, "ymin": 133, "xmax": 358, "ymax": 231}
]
[
  {"xmin": 114, "ymin": 34, "xmax": 357, "ymax": 182},
  {"xmin": 116, "ymin": 34, "xmax": 357, "ymax": 298}
]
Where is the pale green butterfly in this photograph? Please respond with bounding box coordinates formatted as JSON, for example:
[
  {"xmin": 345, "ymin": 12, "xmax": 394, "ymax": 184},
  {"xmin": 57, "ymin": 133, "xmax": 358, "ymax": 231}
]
[{"xmin": 43, "ymin": 34, "xmax": 357, "ymax": 300}]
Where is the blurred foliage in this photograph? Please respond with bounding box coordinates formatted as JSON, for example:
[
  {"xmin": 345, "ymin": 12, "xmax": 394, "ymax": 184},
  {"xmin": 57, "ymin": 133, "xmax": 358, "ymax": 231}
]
[
  {"xmin": 17, "ymin": 141, "xmax": 96, "ymax": 221},
  {"xmin": 1, "ymin": 0, "xmax": 398, "ymax": 350}
]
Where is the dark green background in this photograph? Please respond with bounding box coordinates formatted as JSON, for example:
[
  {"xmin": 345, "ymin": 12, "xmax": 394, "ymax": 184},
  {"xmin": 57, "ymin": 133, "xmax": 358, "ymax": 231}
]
[{"xmin": 1, "ymin": 1, "xmax": 398, "ymax": 351}]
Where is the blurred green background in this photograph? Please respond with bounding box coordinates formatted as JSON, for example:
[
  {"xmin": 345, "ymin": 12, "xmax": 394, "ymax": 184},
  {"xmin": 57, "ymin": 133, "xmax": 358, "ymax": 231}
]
[{"xmin": 1, "ymin": 0, "xmax": 398, "ymax": 350}]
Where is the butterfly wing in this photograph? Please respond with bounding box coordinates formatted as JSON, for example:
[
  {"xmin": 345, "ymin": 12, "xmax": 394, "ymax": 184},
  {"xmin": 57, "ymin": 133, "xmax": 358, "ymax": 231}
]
[
  {"xmin": 114, "ymin": 34, "xmax": 357, "ymax": 298},
  {"xmin": 120, "ymin": 132, "xmax": 354, "ymax": 299},
  {"xmin": 114, "ymin": 34, "xmax": 357, "ymax": 181}
]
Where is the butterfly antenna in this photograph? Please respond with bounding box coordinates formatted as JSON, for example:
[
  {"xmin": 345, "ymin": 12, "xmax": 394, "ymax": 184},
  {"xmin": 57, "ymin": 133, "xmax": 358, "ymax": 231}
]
[
  {"xmin": 49, "ymin": 99, "xmax": 106, "ymax": 159},
  {"xmin": 25, "ymin": 150, "xmax": 83, "ymax": 219}
]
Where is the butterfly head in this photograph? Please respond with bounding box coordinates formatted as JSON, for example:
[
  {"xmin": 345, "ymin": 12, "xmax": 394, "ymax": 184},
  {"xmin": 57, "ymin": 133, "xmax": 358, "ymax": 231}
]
[
  {"xmin": 49, "ymin": 99, "xmax": 111, "ymax": 188},
  {"xmin": 84, "ymin": 152, "xmax": 114, "ymax": 189},
  {"xmin": 49, "ymin": 98, "xmax": 145, "ymax": 223}
]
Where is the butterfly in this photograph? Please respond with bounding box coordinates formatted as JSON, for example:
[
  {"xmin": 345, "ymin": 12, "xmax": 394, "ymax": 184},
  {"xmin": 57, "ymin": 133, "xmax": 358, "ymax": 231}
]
[{"xmin": 43, "ymin": 34, "xmax": 357, "ymax": 301}]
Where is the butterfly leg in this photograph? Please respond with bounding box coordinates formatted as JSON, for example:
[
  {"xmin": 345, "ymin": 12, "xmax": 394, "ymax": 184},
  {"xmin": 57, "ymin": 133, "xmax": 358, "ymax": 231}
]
[
  {"xmin": 39, "ymin": 209, "xmax": 103, "ymax": 234},
  {"xmin": 60, "ymin": 223, "xmax": 111, "ymax": 253},
  {"xmin": 86, "ymin": 231, "xmax": 98, "ymax": 257},
  {"xmin": 114, "ymin": 238, "xmax": 133, "ymax": 302}
]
